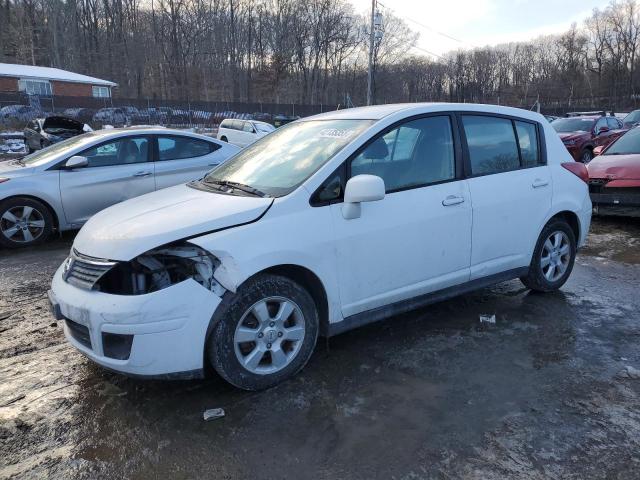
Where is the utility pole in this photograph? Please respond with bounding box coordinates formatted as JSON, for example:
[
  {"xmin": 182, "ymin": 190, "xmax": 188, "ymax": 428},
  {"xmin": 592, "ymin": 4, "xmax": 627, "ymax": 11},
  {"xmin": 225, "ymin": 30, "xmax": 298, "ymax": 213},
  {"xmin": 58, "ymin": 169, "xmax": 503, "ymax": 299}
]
[{"xmin": 367, "ymin": 0, "xmax": 376, "ymax": 106}]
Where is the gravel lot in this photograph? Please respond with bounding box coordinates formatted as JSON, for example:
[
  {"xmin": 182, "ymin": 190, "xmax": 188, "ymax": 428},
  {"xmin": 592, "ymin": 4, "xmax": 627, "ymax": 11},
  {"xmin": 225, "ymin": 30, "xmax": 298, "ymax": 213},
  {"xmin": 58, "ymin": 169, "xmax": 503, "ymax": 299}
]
[{"xmin": 1, "ymin": 217, "xmax": 640, "ymax": 479}]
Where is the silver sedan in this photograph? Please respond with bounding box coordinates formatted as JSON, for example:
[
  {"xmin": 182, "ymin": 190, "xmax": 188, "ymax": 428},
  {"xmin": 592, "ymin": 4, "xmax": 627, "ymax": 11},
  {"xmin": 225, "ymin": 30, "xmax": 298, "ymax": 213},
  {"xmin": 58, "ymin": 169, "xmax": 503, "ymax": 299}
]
[{"xmin": 0, "ymin": 127, "xmax": 239, "ymax": 248}]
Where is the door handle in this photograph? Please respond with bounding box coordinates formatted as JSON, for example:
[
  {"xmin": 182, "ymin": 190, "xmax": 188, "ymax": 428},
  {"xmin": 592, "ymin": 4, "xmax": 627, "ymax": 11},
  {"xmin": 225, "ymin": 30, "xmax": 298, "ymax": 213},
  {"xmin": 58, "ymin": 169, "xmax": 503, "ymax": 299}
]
[
  {"xmin": 532, "ymin": 179, "xmax": 549, "ymax": 188},
  {"xmin": 208, "ymin": 163, "xmax": 219, "ymax": 166},
  {"xmin": 442, "ymin": 195, "xmax": 465, "ymax": 206},
  {"xmin": 132, "ymin": 171, "xmax": 152, "ymax": 177}
]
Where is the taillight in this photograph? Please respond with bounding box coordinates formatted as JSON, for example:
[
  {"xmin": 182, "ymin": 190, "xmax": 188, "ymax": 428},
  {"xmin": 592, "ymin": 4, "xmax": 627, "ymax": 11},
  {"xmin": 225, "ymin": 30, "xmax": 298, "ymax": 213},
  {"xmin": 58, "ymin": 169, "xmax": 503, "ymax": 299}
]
[{"xmin": 562, "ymin": 162, "xmax": 589, "ymax": 183}]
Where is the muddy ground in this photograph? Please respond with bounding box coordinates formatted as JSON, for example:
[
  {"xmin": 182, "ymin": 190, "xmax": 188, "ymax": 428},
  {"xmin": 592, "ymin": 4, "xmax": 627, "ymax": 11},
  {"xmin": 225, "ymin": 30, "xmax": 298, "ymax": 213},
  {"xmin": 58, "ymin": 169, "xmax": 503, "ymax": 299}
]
[{"xmin": 1, "ymin": 217, "xmax": 640, "ymax": 479}]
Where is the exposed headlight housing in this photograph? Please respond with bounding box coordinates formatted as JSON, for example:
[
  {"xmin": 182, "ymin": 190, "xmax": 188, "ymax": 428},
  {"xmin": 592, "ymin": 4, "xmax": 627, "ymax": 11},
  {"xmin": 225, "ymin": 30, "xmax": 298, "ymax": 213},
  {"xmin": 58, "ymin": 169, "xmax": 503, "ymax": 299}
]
[{"xmin": 95, "ymin": 242, "xmax": 225, "ymax": 296}]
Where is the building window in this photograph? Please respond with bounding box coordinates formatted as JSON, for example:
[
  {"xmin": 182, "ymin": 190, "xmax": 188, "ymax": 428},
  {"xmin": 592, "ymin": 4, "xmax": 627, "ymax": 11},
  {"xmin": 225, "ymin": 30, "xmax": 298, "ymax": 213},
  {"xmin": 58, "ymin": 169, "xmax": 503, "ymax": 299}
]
[
  {"xmin": 18, "ymin": 79, "xmax": 52, "ymax": 96},
  {"xmin": 92, "ymin": 86, "xmax": 111, "ymax": 98}
]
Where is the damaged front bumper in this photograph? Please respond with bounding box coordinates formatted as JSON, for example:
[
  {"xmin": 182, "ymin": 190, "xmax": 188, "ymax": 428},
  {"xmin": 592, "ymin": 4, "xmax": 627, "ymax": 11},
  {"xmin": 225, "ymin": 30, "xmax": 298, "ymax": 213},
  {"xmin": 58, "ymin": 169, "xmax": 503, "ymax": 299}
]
[{"xmin": 49, "ymin": 264, "xmax": 222, "ymax": 378}]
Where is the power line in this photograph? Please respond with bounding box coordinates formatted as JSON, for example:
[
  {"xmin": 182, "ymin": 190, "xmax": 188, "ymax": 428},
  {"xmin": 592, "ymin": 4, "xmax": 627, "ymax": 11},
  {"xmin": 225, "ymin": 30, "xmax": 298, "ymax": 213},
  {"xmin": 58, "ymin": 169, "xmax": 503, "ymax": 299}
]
[
  {"xmin": 376, "ymin": 1, "xmax": 476, "ymax": 51},
  {"xmin": 409, "ymin": 45, "xmax": 445, "ymax": 60}
]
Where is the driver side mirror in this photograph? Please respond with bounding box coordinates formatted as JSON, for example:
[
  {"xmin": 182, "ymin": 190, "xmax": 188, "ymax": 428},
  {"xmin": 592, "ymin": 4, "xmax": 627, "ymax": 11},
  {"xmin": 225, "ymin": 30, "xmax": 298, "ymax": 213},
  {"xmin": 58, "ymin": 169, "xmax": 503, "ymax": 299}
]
[
  {"xmin": 64, "ymin": 155, "xmax": 88, "ymax": 169},
  {"xmin": 593, "ymin": 145, "xmax": 604, "ymax": 156},
  {"xmin": 342, "ymin": 174, "xmax": 385, "ymax": 220}
]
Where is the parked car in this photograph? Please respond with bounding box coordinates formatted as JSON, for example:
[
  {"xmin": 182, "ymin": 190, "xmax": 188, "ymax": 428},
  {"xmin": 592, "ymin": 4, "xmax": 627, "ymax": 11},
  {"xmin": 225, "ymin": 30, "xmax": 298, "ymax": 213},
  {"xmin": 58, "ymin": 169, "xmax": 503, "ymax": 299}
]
[
  {"xmin": 0, "ymin": 127, "xmax": 238, "ymax": 248},
  {"xmin": 217, "ymin": 119, "xmax": 276, "ymax": 147},
  {"xmin": 551, "ymin": 114, "xmax": 626, "ymax": 163},
  {"xmin": 622, "ymin": 110, "xmax": 640, "ymax": 129},
  {"xmin": 92, "ymin": 108, "xmax": 128, "ymax": 127},
  {"xmin": 273, "ymin": 114, "xmax": 300, "ymax": 128},
  {"xmin": 48, "ymin": 103, "xmax": 591, "ymax": 390},
  {"xmin": 0, "ymin": 105, "xmax": 42, "ymax": 125},
  {"xmin": 24, "ymin": 116, "xmax": 91, "ymax": 153},
  {"xmin": 544, "ymin": 115, "xmax": 560, "ymax": 123},
  {"xmin": 588, "ymin": 127, "xmax": 640, "ymax": 217},
  {"xmin": 62, "ymin": 108, "xmax": 96, "ymax": 124}
]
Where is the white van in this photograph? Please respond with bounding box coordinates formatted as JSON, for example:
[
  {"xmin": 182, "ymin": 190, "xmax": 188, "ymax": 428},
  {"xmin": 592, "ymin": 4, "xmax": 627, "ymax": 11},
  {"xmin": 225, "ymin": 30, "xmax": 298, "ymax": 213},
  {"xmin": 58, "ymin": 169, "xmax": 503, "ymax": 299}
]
[{"xmin": 217, "ymin": 119, "xmax": 275, "ymax": 147}]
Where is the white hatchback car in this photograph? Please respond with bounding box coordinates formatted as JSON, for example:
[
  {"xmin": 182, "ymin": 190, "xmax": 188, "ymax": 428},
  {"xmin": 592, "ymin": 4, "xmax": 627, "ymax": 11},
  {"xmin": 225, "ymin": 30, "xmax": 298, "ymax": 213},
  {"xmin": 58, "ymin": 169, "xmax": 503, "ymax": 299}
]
[
  {"xmin": 49, "ymin": 104, "xmax": 592, "ymax": 390},
  {"xmin": 217, "ymin": 119, "xmax": 275, "ymax": 147}
]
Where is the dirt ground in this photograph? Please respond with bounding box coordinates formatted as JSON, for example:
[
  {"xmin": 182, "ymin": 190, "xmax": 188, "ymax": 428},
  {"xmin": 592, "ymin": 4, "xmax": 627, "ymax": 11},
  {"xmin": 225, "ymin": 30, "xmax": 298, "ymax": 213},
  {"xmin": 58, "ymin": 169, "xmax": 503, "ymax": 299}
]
[{"xmin": 1, "ymin": 217, "xmax": 640, "ymax": 479}]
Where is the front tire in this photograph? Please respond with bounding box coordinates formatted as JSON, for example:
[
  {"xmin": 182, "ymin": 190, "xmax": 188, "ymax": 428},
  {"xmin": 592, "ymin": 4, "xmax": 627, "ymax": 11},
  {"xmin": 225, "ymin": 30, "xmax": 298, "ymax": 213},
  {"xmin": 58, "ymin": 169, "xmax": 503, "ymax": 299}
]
[
  {"xmin": 521, "ymin": 219, "xmax": 576, "ymax": 292},
  {"xmin": 208, "ymin": 274, "xmax": 319, "ymax": 390},
  {"xmin": 0, "ymin": 197, "xmax": 53, "ymax": 248}
]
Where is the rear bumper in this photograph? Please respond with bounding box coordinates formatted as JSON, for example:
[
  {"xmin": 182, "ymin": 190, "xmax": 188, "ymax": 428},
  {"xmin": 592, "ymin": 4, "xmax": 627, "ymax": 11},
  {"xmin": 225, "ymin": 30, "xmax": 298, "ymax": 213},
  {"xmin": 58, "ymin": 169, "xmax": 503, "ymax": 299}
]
[
  {"xmin": 49, "ymin": 264, "xmax": 222, "ymax": 377},
  {"xmin": 590, "ymin": 192, "xmax": 640, "ymax": 208}
]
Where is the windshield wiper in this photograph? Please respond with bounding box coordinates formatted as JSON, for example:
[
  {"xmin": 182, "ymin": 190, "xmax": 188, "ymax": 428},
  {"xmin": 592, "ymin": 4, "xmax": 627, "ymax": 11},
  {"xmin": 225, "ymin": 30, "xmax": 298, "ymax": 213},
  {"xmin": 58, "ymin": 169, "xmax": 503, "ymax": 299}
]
[{"xmin": 205, "ymin": 179, "xmax": 267, "ymax": 197}]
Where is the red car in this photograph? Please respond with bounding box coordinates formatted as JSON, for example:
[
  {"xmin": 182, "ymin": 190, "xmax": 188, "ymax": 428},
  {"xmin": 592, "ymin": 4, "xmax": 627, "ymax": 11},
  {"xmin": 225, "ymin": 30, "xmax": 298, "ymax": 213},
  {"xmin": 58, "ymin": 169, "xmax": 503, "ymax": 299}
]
[
  {"xmin": 588, "ymin": 127, "xmax": 640, "ymax": 217},
  {"xmin": 551, "ymin": 114, "xmax": 626, "ymax": 163}
]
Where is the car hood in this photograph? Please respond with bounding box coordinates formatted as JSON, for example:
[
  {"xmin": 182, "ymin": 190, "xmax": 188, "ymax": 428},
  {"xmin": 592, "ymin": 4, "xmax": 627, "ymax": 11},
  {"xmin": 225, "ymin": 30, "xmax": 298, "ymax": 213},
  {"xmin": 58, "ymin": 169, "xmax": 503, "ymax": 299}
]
[
  {"xmin": 73, "ymin": 183, "xmax": 273, "ymax": 261},
  {"xmin": 42, "ymin": 116, "xmax": 85, "ymax": 132},
  {"xmin": 588, "ymin": 154, "xmax": 640, "ymax": 179},
  {"xmin": 558, "ymin": 132, "xmax": 587, "ymax": 141},
  {"xmin": 0, "ymin": 160, "xmax": 39, "ymax": 177}
]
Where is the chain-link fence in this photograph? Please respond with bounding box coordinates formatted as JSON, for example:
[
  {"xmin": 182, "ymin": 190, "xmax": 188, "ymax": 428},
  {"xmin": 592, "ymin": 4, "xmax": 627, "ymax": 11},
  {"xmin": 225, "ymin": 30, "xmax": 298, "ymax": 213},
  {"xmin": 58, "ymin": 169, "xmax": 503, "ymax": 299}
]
[{"xmin": 0, "ymin": 92, "xmax": 340, "ymax": 131}]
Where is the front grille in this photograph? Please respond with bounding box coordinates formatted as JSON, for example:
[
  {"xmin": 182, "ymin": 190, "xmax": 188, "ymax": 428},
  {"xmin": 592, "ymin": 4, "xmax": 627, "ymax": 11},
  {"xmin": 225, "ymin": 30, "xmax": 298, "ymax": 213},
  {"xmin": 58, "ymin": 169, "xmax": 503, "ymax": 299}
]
[
  {"xmin": 64, "ymin": 250, "xmax": 117, "ymax": 290},
  {"xmin": 65, "ymin": 319, "xmax": 92, "ymax": 349}
]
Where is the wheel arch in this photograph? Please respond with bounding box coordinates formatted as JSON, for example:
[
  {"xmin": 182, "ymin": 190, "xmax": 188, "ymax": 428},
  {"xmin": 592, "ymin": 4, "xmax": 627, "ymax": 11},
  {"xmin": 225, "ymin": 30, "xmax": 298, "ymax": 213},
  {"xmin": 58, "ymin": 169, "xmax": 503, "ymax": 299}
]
[
  {"xmin": 549, "ymin": 210, "xmax": 580, "ymax": 242},
  {"xmin": 260, "ymin": 264, "xmax": 330, "ymax": 337},
  {"xmin": 0, "ymin": 194, "xmax": 60, "ymax": 231}
]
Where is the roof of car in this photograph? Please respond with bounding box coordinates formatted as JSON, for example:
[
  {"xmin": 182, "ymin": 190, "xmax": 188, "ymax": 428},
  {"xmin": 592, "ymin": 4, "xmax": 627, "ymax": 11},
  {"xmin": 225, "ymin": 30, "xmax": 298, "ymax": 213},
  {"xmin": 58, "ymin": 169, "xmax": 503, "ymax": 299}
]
[
  {"xmin": 81, "ymin": 127, "xmax": 218, "ymax": 140},
  {"xmin": 303, "ymin": 103, "xmax": 546, "ymax": 122}
]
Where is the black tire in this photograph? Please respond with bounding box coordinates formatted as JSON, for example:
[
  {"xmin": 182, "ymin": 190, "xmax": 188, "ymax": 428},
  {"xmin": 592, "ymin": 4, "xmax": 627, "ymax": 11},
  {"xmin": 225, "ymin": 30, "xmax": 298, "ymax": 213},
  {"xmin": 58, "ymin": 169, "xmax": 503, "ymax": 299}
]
[
  {"xmin": 580, "ymin": 148, "xmax": 593, "ymax": 163},
  {"xmin": 207, "ymin": 274, "xmax": 319, "ymax": 391},
  {"xmin": 0, "ymin": 197, "xmax": 54, "ymax": 248},
  {"xmin": 220, "ymin": 136, "xmax": 228, "ymax": 142},
  {"xmin": 520, "ymin": 219, "xmax": 576, "ymax": 292}
]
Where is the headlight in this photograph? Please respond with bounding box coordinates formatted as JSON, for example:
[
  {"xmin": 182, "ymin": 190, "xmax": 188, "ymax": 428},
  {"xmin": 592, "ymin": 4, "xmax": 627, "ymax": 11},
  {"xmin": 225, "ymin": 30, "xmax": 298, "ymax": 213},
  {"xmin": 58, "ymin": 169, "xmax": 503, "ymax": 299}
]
[{"xmin": 0, "ymin": 178, "xmax": 9, "ymax": 184}]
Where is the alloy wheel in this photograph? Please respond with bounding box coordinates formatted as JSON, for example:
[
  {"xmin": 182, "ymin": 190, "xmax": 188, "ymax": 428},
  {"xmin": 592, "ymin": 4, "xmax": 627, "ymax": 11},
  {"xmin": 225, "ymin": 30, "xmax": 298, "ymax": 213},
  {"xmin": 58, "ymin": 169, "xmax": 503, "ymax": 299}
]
[
  {"xmin": 540, "ymin": 231, "xmax": 571, "ymax": 282},
  {"xmin": 233, "ymin": 296, "xmax": 306, "ymax": 375},
  {"xmin": 0, "ymin": 206, "xmax": 46, "ymax": 243}
]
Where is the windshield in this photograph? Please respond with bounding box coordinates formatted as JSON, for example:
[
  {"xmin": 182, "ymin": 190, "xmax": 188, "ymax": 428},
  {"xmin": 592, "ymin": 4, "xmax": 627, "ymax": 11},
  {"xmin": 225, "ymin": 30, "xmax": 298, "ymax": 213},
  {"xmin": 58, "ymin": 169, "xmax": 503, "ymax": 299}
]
[
  {"xmin": 203, "ymin": 119, "xmax": 374, "ymax": 197},
  {"xmin": 623, "ymin": 111, "xmax": 640, "ymax": 124},
  {"xmin": 20, "ymin": 131, "xmax": 107, "ymax": 167},
  {"xmin": 603, "ymin": 127, "xmax": 640, "ymax": 155},
  {"xmin": 551, "ymin": 118, "xmax": 596, "ymax": 133},
  {"xmin": 255, "ymin": 123, "xmax": 275, "ymax": 133}
]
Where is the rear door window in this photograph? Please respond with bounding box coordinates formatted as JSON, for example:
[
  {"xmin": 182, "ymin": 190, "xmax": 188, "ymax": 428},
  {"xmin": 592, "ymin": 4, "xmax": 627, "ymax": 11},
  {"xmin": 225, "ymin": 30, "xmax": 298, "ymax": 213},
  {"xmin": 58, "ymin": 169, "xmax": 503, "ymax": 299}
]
[
  {"xmin": 462, "ymin": 116, "xmax": 520, "ymax": 175},
  {"xmin": 157, "ymin": 135, "xmax": 218, "ymax": 161}
]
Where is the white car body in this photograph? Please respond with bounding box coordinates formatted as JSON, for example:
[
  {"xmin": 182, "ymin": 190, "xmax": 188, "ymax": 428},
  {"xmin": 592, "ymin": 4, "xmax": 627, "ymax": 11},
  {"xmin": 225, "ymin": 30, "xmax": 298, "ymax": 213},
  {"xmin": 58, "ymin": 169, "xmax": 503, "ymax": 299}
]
[
  {"xmin": 49, "ymin": 103, "xmax": 591, "ymax": 380},
  {"xmin": 217, "ymin": 119, "xmax": 275, "ymax": 147}
]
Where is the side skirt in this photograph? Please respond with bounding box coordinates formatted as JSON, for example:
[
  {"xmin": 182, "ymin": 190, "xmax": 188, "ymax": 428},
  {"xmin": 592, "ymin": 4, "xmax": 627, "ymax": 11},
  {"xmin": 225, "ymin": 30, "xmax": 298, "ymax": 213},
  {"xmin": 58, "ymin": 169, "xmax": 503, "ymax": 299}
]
[{"xmin": 327, "ymin": 267, "xmax": 529, "ymax": 337}]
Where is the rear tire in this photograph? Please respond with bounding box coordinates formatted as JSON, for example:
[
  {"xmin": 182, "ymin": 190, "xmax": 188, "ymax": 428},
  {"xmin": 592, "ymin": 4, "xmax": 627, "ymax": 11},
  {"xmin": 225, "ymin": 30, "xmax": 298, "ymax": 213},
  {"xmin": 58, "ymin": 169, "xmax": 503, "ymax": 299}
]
[
  {"xmin": 580, "ymin": 148, "xmax": 593, "ymax": 163},
  {"xmin": 0, "ymin": 197, "xmax": 53, "ymax": 248},
  {"xmin": 520, "ymin": 219, "xmax": 576, "ymax": 292},
  {"xmin": 207, "ymin": 274, "xmax": 319, "ymax": 391}
]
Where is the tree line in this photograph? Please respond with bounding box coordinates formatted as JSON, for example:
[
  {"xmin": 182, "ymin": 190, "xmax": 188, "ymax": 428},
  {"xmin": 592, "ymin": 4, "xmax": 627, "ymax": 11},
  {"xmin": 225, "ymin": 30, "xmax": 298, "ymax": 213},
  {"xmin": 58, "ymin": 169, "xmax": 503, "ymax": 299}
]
[{"xmin": 1, "ymin": 0, "xmax": 640, "ymax": 112}]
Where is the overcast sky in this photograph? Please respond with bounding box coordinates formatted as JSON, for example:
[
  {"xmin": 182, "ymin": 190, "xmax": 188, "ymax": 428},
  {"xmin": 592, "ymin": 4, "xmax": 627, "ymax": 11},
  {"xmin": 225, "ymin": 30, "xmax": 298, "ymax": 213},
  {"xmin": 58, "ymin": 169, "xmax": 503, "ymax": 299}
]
[{"xmin": 350, "ymin": 0, "xmax": 605, "ymax": 57}]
